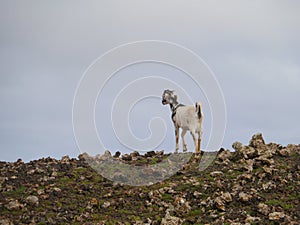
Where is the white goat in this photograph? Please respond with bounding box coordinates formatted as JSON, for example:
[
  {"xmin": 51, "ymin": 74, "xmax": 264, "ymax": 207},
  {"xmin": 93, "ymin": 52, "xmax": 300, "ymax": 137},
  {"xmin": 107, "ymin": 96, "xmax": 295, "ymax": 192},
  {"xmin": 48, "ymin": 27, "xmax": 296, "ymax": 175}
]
[{"xmin": 162, "ymin": 90, "xmax": 203, "ymax": 154}]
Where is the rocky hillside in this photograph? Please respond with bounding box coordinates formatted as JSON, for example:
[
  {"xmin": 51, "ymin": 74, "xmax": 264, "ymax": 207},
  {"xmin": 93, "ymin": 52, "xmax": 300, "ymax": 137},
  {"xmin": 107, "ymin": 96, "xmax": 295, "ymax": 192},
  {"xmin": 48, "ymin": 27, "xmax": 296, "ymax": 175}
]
[{"xmin": 0, "ymin": 134, "xmax": 299, "ymax": 225}]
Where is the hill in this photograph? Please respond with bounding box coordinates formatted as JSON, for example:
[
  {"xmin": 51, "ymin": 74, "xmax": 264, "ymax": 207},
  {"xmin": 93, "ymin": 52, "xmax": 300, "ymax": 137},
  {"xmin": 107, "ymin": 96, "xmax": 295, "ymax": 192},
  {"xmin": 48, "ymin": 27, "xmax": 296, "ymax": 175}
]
[{"xmin": 0, "ymin": 133, "xmax": 299, "ymax": 224}]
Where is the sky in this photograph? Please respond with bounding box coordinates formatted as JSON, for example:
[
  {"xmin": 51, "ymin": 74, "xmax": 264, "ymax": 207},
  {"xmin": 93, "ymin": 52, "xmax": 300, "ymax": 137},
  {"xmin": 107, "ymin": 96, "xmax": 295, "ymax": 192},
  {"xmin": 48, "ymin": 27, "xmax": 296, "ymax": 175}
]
[{"xmin": 0, "ymin": 0, "xmax": 299, "ymax": 162}]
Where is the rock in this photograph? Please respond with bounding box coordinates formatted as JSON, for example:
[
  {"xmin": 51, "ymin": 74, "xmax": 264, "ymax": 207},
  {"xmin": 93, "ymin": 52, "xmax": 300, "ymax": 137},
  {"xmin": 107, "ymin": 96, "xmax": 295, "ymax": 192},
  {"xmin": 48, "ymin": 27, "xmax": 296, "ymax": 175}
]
[
  {"xmin": 130, "ymin": 151, "xmax": 140, "ymax": 157},
  {"xmin": 145, "ymin": 151, "xmax": 156, "ymax": 158},
  {"xmin": 239, "ymin": 192, "xmax": 252, "ymax": 202},
  {"xmin": 37, "ymin": 189, "xmax": 44, "ymax": 195},
  {"xmin": 214, "ymin": 192, "xmax": 232, "ymax": 211},
  {"xmin": 0, "ymin": 177, "xmax": 7, "ymax": 187},
  {"xmin": 220, "ymin": 192, "xmax": 232, "ymax": 203},
  {"xmin": 78, "ymin": 152, "xmax": 89, "ymax": 161},
  {"xmin": 249, "ymin": 133, "xmax": 265, "ymax": 148},
  {"xmin": 0, "ymin": 219, "xmax": 13, "ymax": 225},
  {"xmin": 245, "ymin": 214, "xmax": 260, "ymax": 223},
  {"xmin": 232, "ymin": 142, "xmax": 243, "ymax": 151},
  {"xmin": 278, "ymin": 144, "xmax": 297, "ymax": 157},
  {"xmin": 26, "ymin": 195, "xmax": 39, "ymax": 206},
  {"xmin": 156, "ymin": 150, "xmax": 164, "ymax": 156},
  {"xmin": 240, "ymin": 146, "xmax": 258, "ymax": 159},
  {"xmin": 99, "ymin": 150, "xmax": 112, "ymax": 160},
  {"xmin": 217, "ymin": 149, "xmax": 232, "ymax": 161},
  {"xmin": 193, "ymin": 191, "xmax": 202, "ymax": 197},
  {"xmin": 53, "ymin": 187, "xmax": 62, "ymax": 192},
  {"xmin": 210, "ymin": 171, "xmax": 223, "ymax": 177},
  {"xmin": 102, "ymin": 201, "xmax": 111, "ymax": 208},
  {"xmin": 5, "ymin": 200, "xmax": 23, "ymax": 210},
  {"xmin": 214, "ymin": 197, "xmax": 226, "ymax": 211},
  {"xmin": 257, "ymin": 203, "xmax": 269, "ymax": 215},
  {"xmin": 285, "ymin": 144, "xmax": 299, "ymax": 153},
  {"xmin": 256, "ymin": 156, "xmax": 274, "ymax": 165},
  {"xmin": 90, "ymin": 198, "xmax": 98, "ymax": 206},
  {"xmin": 238, "ymin": 159, "xmax": 254, "ymax": 172},
  {"xmin": 269, "ymin": 211, "xmax": 285, "ymax": 220},
  {"xmin": 121, "ymin": 154, "xmax": 132, "ymax": 161},
  {"xmin": 161, "ymin": 210, "xmax": 184, "ymax": 225},
  {"xmin": 216, "ymin": 180, "xmax": 223, "ymax": 189},
  {"xmin": 278, "ymin": 148, "xmax": 291, "ymax": 157},
  {"xmin": 173, "ymin": 196, "xmax": 191, "ymax": 214},
  {"xmin": 61, "ymin": 155, "xmax": 70, "ymax": 164},
  {"xmin": 51, "ymin": 170, "xmax": 58, "ymax": 177},
  {"xmin": 262, "ymin": 181, "xmax": 276, "ymax": 190},
  {"xmin": 113, "ymin": 151, "xmax": 121, "ymax": 158}
]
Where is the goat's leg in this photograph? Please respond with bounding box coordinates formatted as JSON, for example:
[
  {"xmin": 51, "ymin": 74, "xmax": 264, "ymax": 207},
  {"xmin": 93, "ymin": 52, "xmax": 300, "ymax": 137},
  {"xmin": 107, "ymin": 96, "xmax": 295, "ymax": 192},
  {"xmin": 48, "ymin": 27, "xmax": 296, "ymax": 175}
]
[
  {"xmin": 197, "ymin": 121, "xmax": 203, "ymax": 154},
  {"xmin": 175, "ymin": 126, "xmax": 179, "ymax": 153},
  {"xmin": 197, "ymin": 132, "xmax": 201, "ymax": 154},
  {"xmin": 190, "ymin": 130, "xmax": 198, "ymax": 153},
  {"xmin": 181, "ymin": 129, "xmax": 188, "ymax": 152}
]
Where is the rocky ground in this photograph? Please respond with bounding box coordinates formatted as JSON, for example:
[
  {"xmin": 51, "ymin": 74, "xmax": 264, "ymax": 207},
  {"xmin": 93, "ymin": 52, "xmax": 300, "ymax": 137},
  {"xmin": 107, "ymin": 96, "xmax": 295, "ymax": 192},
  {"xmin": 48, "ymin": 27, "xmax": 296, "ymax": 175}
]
[{"xmin": 0, "ymin": 133, "xmax": 299, "ymax": 225}]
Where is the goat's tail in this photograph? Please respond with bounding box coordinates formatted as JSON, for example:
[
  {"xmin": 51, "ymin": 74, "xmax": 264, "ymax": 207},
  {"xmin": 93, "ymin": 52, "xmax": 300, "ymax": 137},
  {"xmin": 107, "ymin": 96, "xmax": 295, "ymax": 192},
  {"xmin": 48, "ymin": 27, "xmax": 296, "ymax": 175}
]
[{"xmin": 195, "ymin": 101, "xmax": 203, "ymax": 119}]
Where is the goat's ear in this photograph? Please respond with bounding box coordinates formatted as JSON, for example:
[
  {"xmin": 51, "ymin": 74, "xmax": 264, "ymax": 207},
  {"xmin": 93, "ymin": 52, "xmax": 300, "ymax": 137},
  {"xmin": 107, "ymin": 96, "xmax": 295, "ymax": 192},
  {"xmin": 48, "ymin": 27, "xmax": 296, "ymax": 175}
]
[{"xmin": 173, "ymin": 93, "xmax": 178, "ymax": 100}]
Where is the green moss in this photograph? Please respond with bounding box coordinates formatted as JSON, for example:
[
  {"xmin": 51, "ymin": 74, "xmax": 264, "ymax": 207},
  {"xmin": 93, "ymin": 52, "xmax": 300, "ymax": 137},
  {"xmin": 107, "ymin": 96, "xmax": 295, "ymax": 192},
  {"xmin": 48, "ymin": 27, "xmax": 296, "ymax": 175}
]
[
  {"xmin": 186, "ymin": 209, "xmax": 201, "ymax": 217},
  {"xmin": 2, "ymin": 186, "xmax": 26, "ymax": 198},
  {"xmin": 161, "ymin": 193, "xmax": 174, "ymax": 202}
]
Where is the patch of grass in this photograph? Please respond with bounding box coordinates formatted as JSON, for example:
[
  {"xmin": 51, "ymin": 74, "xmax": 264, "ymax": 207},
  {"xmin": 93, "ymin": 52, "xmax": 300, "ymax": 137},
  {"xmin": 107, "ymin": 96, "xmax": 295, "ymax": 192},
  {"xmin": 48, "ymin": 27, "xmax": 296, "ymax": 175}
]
[
  {"xmin": 266, "ymin": 199, "xmax": 294, "ymax": 210},
  {"xmin": 161, "ymin": 193, "xmax": 174, "ymax": 202},
  {"xmin": 175, "ymin": 183, "xmax": 192, "ymax": 192},
  {"xmin": 186, "ymin": 209, "xmax": 201, "ymax": 217},
  {"xmin": 205, "ymin": 174, "xmax": 214, "ymax": 182},
  {"xmin": 2, "ymin": 186, "xmax": 26, "ymax": 198}
]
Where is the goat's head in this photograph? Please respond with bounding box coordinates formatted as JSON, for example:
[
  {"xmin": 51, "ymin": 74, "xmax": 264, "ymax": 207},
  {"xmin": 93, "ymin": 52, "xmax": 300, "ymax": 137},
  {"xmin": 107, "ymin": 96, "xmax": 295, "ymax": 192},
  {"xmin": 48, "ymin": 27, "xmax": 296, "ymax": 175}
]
[{"xmin": 162, "ymin": 89, "xmax": 177, "ymax": 105}]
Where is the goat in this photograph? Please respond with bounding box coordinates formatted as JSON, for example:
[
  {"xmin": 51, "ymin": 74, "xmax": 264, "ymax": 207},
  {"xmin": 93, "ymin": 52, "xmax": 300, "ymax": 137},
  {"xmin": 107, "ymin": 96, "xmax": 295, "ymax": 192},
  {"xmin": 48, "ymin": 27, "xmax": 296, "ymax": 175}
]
[{"xmin": 162, "ymin": 90, "xmax": 203, "ymax": 154}]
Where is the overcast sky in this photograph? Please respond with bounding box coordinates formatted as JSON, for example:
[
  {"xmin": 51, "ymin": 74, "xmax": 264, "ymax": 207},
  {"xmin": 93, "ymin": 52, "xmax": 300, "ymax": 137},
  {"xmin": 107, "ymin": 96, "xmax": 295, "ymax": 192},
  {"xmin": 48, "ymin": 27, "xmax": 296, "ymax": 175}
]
[{"xmin": 1, "ymin": 1, "xmax": 299, "ymax": 162}]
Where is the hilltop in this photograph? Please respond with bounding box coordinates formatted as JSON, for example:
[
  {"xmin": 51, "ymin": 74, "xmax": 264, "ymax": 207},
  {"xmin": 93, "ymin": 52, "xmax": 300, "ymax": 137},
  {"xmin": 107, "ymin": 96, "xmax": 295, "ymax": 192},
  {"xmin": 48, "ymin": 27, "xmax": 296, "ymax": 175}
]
[{"xmin": 0, "ymin": 134, "xmax": 299, "ymax": 224}]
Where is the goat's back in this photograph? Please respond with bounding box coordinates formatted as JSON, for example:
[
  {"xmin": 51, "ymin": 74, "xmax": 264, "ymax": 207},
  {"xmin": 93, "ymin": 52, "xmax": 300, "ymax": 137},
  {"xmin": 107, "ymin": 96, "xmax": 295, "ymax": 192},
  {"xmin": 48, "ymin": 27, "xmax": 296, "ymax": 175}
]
[{"xmin": 174, "ymin": 105, "xmax": 202, "ymax": 131}]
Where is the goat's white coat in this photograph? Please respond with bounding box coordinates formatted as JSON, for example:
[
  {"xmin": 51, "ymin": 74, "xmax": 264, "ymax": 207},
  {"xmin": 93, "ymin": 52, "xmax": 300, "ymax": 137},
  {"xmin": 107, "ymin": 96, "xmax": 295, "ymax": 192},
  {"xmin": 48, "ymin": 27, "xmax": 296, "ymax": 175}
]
[
  {"xmin": 162, "ymin": 90, "xmax": 203, "ymax": 154},
  {"xmin": 173, "ymin": 103, "xmax": 203, "ymax": 153}
]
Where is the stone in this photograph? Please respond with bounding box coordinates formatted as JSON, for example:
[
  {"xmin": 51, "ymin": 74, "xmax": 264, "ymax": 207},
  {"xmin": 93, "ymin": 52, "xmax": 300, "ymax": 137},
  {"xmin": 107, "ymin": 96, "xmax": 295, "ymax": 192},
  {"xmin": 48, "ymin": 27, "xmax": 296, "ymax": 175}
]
[
  {"xmin": 53, "ymin": 187, "xmax": 62, "ymax": 192},
  {"xmin": 113, "ymin": 151, "xmax": 121, "ymax": 158},
  {"xmin": 161, "ymin": 210, "xmax": 184, "ymax": 225},
  {"xmin": 245, "ymin": 214, "xmax": 260, "ymax": 223},
  {"xmin": 5, "ymin": 200, "xmax": 23, "ymax": 210},
  {"xmin": 216, "ymin": 180, "xmax": 223, "ymax": 189},
  {"xmin": 220, "ymin": 192, "xmax": 232, "ymax": 203},
  {"xmin": 262, "ymin": 181, "xmax": 276, "ymax": 190},
  {"xmin": 0, "ymin": 219, "xmax": 13, "ymax": 225},
  {"xmin": 257, "ymin": 203, "xmax": 269, "ymax": 215},
  {"xmin": 145, "ymin": 151, "xmax": 156, "ymax": 158},
  {"xmin": 239, "ymin": 192, "xmax": 252, "ymax": 202},
  {"xmin": 130, "ymin": 151, "xmax": 140, "ymax": 157},
  {"xmin": 61, "ymin": 155, "xmax": 70, "ymax": 164},
  {"xmin": 156, "ymin": 150, "xmax": 164, "ymax": 156},
  {"xmin": 102, "ymin": 201, "xmax": 111, "ymax": 208},
  {"xmin": 217, "ymin": 148, "xmax": 232, "ymax": 162},
  {"xmin": 37, "ymin": 189, "xmax": 45, "ymax": 195},
  {"xmin": 121, "ymin": 154, "xmax": 132, "ymax": 161},
  {"xmin": 193, "ymin": 191, "xmax": 202, "ymax": 197},
  {"xmin": 214, "ymin": 197, "xmax": 226, "ymax": 211},
  {"xmin": 249, "ymin": 133, "xmax": 265, "ymax": 148},
  {"xmin": 238, "ymin": 159, "xmax": 254, "ymax": 172},
  {"xmin": 232, "ymin": 142, "xmax": 243, "ymax": 151},
  {"xmin": 210, "ymin": 171, "xmax": 223, "ymax": 177},
  {"xmin": 26, "ymin": 195, "xmax": 39, "ymax": 206},
  {"xmin": 269, "ymin": 211, "xmax": 285, "ymax": 220},
  {"xmin": 90, "ymin": 198, "xmax": 98, "ymax": 206},
  {"xmin": 241, "ymin": 146, "xmax": 257, "ymax": 159},
  {"xmin": 99, "ymin": 150, "xmax": 112, "ymax": 160}
]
